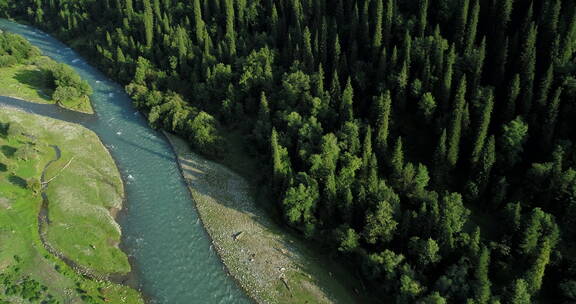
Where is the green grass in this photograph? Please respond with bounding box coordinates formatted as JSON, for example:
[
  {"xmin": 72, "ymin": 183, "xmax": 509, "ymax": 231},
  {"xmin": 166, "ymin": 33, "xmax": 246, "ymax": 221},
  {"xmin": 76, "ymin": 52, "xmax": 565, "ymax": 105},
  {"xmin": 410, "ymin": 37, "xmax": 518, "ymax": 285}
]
[
  {"xmin": 0, "ymin": 107, "xmax": 142, "ymax": 303},
  {"xmin": 0, "ymin": 61, "xmax": 51, "ymax": 103},
  {"xmin": 0, "ymin": 56, "xmax": 94, "ymax": 114},
  {"xmin": 41, "ymin": 124, "xmax": 128, "ymax": 276}
]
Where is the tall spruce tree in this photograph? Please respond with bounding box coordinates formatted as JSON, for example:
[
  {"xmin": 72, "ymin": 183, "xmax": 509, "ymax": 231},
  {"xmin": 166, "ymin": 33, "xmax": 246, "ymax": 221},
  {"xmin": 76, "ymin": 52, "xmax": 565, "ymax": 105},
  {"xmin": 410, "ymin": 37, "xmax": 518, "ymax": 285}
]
[
  {"xmin": 464, "ymin": 0, "xmax": 480, "ymax": 53},
  {"xmin": 143, "ymin": 0, "xmax": 154, "ymax": 47},
  {"xmin": 418, "ymin": 0, "xmax": 429, "ymax": 37},
  {"xmin": 373, "ymin": 0, "xmax": 383, "ymax": 53},
  {"xmin": 471, "ymin": 89, "xmax": 494, "ymax": 165},
  {"xmin": 518, "ymin": 22, "xmax": 538, "ymax": 116},
  {"xmin": 374, "ymin": 91, "xmax": 392, "ymax": 156},
  {"xmin": 447, "ymin": 75, "xmax": 467, "ymax": 168}
]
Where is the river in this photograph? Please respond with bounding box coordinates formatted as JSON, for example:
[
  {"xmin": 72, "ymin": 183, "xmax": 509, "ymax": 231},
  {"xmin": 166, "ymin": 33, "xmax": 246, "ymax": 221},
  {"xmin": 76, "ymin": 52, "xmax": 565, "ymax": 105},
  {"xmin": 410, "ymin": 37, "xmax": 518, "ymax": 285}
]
[{"xmin": 0, "ymin": 19, "xmax": 250, "ymax": 304}]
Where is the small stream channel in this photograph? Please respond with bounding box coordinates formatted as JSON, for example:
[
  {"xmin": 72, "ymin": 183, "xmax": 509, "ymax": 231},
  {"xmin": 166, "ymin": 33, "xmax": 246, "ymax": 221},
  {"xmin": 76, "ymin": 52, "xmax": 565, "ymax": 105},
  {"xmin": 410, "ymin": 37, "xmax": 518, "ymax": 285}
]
[{"xmin": 0, "ymin": 19, "xmax": 251, "ymax": 304}]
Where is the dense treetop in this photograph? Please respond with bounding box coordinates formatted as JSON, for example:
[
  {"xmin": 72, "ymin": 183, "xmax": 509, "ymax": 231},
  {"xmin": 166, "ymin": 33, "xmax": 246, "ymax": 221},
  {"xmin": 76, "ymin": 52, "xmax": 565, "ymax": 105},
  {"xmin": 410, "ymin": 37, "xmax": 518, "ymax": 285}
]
[{"xmin": 2, "ymin": 0, "xmax": 576, "ymax": 302}]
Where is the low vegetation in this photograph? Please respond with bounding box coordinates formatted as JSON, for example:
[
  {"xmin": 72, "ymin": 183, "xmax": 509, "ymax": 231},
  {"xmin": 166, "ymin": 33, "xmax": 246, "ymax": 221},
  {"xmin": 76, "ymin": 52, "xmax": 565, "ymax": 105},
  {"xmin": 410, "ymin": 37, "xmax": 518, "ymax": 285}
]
[
  {"xmin": 0, "ymin": 30, "xmax": 93, "ymax": 113},
  {"xmin": 0, "ymin": 107, "xmax": 142, "ymax": 303}
]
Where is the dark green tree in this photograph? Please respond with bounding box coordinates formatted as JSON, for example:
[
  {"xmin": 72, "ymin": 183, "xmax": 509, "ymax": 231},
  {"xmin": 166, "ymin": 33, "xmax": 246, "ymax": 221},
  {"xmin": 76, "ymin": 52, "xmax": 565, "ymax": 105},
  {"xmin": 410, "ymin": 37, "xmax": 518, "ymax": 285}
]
[
  {"xmin": 447, "ymin": 75, "xmax": 467, "ymax": 168},
  {"xmin": 471, "ymin": 89, "xmax": 494, "ymax": 165}
]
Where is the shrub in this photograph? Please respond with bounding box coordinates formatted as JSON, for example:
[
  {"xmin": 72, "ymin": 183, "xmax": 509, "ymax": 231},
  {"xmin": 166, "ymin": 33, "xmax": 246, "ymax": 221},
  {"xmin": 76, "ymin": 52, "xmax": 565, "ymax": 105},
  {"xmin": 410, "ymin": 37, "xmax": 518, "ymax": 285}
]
[
  {"xmin": 52, "ymin": 85, "xmax": 80, "ymax": 102},
  {"xmin": 0, "ymin": 54, "xmax": 17, "ymax": 67},
  {"xmin": 45, "ymin": 63, "xmax": 92, "ymax": 97},
  {"xmin": 187, "ymin": 111, "xmax": 225, "ymax": 157}
]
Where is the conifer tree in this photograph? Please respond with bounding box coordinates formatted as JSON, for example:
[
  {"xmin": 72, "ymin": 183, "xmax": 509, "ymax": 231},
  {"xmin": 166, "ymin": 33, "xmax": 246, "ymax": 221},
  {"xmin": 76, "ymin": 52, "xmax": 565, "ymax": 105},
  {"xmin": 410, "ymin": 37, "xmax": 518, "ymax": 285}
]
[
  {"xmin": 224, "ymin": 0, "xmax": 236, "ymax": 57},
  {"xmin": 332, "ymin": 34, "xmax": 341, "ymax": 75},
  {"xmin": 447, "ymin": 75, "xmax": 467, "ymax": 168},
  {"xmin": 454, "ymin": 0, "xmax": 469, "ymax": 48},
  {"xmin": 271, "ymin": 4, "xmax": 279, "ymax": 43},
  {"xmin": 303, "ymin": 26, "xmax": 314, "ymax": 72},
  {"xmin": 432, "ymin": 25, "xmax": 445, "ymax": 75},
  {"xmin": 440, "ymin": 192, "xmax": 469, "ymax": 249},
  {"xmin": 330, "ymin": 70, "xmax": 341, "ymax": 103},
  {"xmin": 520, "ymin": 208, "xmax": 546, "ymax": 256},
  {"xmin": 500, "ymin": 116, "xmax": 528, "ymax": 167},
  {"xmin": 373, "ymin": 0, "xmax": 383, "ymax": 53},
  {"xmin": 384, "ymin": 0, "xmax": 394, "ymax": 46},
  {"xmin": 418, "ymin": 0, "xmax": 429, "ymax": 37},
  {"xmin": 471, "ymin": 37, "xmax": 486, "ymax": 96},
  {"xmin": 535, "ymin": 64, "xmax": 554, "ymax": 109},
  {"xmin": 374, "ymin": 92, "xmax": 392, "ymax": 156},
  {"xmin": 340, "ymin": 78, "xmax": 354, "ymax": 122},
  {"xmin": 193, "ymin": 0, "xmax": 205, "ymax": 44},
  {"xmin": 402, "ymin": 30, "xmax": 412, "ymax": 72},
  {"xmin": 476, "ymin": 135, "xmax": 495, "ymax": 196},
  {"xmin": 390, "ymin": 46, "xmax": 399, "ymax": 73},
  {"xmin": 518, "ymin": 22, "xmax": 538, "ymax": 116},
  {"xmin": 433, "ymin": 129, "xmax": 448, "ymax": 185},
  {"xmin": 152, "ymin": 0, "xmax": 161, "ymax": 19},
  {"xmin": 464, "ymin": 0, "xmax": 480, "ymax": 53},
  {"xmin": 440, "ymin": 44, "xmax": 456, "ymax": 111},
  {"xmin": 125, "ymin": 0, "xmax": 133, "ymax": 16},
  {"xmin": 510, "ymin": 279, "xmax": 531, "ymax": 304},
  {"xmin": 560, "ymin": 6, "xmax": 576, "ymax": 64},
  {"xmin": 116, "ymin": 46, "xmax": 125, "ymax": 63},
  {"xmin": 271, "ymin": 128, "xmax": 292, "ymax": 194},
  {"xmin": 474, "ymin": 246, "xmax": 491, "ymax": 304},
  {"xmin": 391, "ymin": 137, "xmax": 404, "ymax": 178},
  {"xmin": 541, "ymin": 0, "xmax": 561, "ymax": 65},
  {"xmin": 143, "ymin": 0, "xmax": 154, "ymax": 48},
  {"xmin": 526, "ymin": 239, "xmax": 552, "ymax": 294},
  {"xmin": 253, "ymin": 92, "xmax": 271, "ymax": 147},
  {"xmin": 396, "ymin": 59, "xmax": 409, "ymax": 107},
  {"xmin": 362, "ymin": 126, "xmax": 373, "ymax": 179},
  {"xmin": 542, "ymin": 87, "xmax": 563, "ymax": 148},
  {"xmin": 471, "ymin": 89, "xmax": 494, "ymax": 165}
]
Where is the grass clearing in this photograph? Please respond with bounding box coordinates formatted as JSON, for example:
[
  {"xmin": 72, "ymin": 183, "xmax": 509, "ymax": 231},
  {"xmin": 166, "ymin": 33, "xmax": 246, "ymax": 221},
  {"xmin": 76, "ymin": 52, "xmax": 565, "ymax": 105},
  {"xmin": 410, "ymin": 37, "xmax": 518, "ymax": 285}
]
[
  {"xmin": 0, "ymin": 56, "xmax": 93, "ymax": 114},
  {"xmin": 0, "ymin": 106, "xmax": 142, "ymax": 303},
  {"xmin": 165, "ymin": 132, "xmax": 368, "ymax": 304}
]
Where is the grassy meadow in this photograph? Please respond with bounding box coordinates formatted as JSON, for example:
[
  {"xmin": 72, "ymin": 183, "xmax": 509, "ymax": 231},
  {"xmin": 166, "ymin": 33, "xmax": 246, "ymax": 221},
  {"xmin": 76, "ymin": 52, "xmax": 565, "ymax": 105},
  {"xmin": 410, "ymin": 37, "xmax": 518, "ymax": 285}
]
[{"xmin": 0, "ymin": 106, "xmax": 141, "ymax": 303}]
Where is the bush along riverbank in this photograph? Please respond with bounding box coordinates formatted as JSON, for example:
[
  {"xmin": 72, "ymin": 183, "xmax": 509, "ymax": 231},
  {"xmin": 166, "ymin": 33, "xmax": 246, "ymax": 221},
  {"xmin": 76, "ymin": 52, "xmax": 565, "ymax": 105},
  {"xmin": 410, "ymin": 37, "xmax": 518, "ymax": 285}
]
[
  {"xmin": 164, "ymin": 131, "xmax": 367, "ymax": 304},
  {"xmin": 0, "ymin": 106, "xmax": 142, "ymax": 303}
]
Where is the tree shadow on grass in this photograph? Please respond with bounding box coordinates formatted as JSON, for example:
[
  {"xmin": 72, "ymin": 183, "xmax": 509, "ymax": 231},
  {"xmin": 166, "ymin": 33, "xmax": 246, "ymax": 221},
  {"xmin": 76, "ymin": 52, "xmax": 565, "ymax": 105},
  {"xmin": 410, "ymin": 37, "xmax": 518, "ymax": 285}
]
[
  {"xmin": 0, "ymin": 122, "xmax": 8, "ymax": 137},
  {"xmin": 8, "ymin": 175, "xmax": 27, "ymax": 188},
  {"xmin": 1, "ymin": 145, "xmax": 17, "ymax": 157},
  {"xmin": 13, "ymin": 68, "xmax": 51, "ymax": 95},
  {"xmin": 0, "ymin": 163, "xmax": 7, "ymax": 172}
]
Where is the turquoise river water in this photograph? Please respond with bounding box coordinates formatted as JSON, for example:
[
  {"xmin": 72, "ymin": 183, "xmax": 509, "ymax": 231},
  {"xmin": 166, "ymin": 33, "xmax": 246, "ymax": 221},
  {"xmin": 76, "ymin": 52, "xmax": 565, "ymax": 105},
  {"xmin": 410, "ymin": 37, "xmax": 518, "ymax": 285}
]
[{"xmin": 0, "ymin": 19, "xmax": 251, "ymax": 304}]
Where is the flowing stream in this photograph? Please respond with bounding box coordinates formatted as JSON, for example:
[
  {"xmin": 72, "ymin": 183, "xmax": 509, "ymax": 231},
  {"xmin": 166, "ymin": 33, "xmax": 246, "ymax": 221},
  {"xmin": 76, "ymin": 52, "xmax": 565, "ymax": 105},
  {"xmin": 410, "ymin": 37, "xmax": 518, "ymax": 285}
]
[{"xmin": 0, "ymin": 19, "xmax": 250, "ymax": 304}]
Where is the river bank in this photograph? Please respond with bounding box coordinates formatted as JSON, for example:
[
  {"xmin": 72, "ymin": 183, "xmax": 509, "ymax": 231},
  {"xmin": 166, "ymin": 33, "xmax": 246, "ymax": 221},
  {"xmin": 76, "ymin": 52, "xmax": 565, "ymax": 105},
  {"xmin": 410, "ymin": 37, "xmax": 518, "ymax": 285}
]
[{"xmin": 164, "ymin": 131, "xmax": 364, "ymax": 304}]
